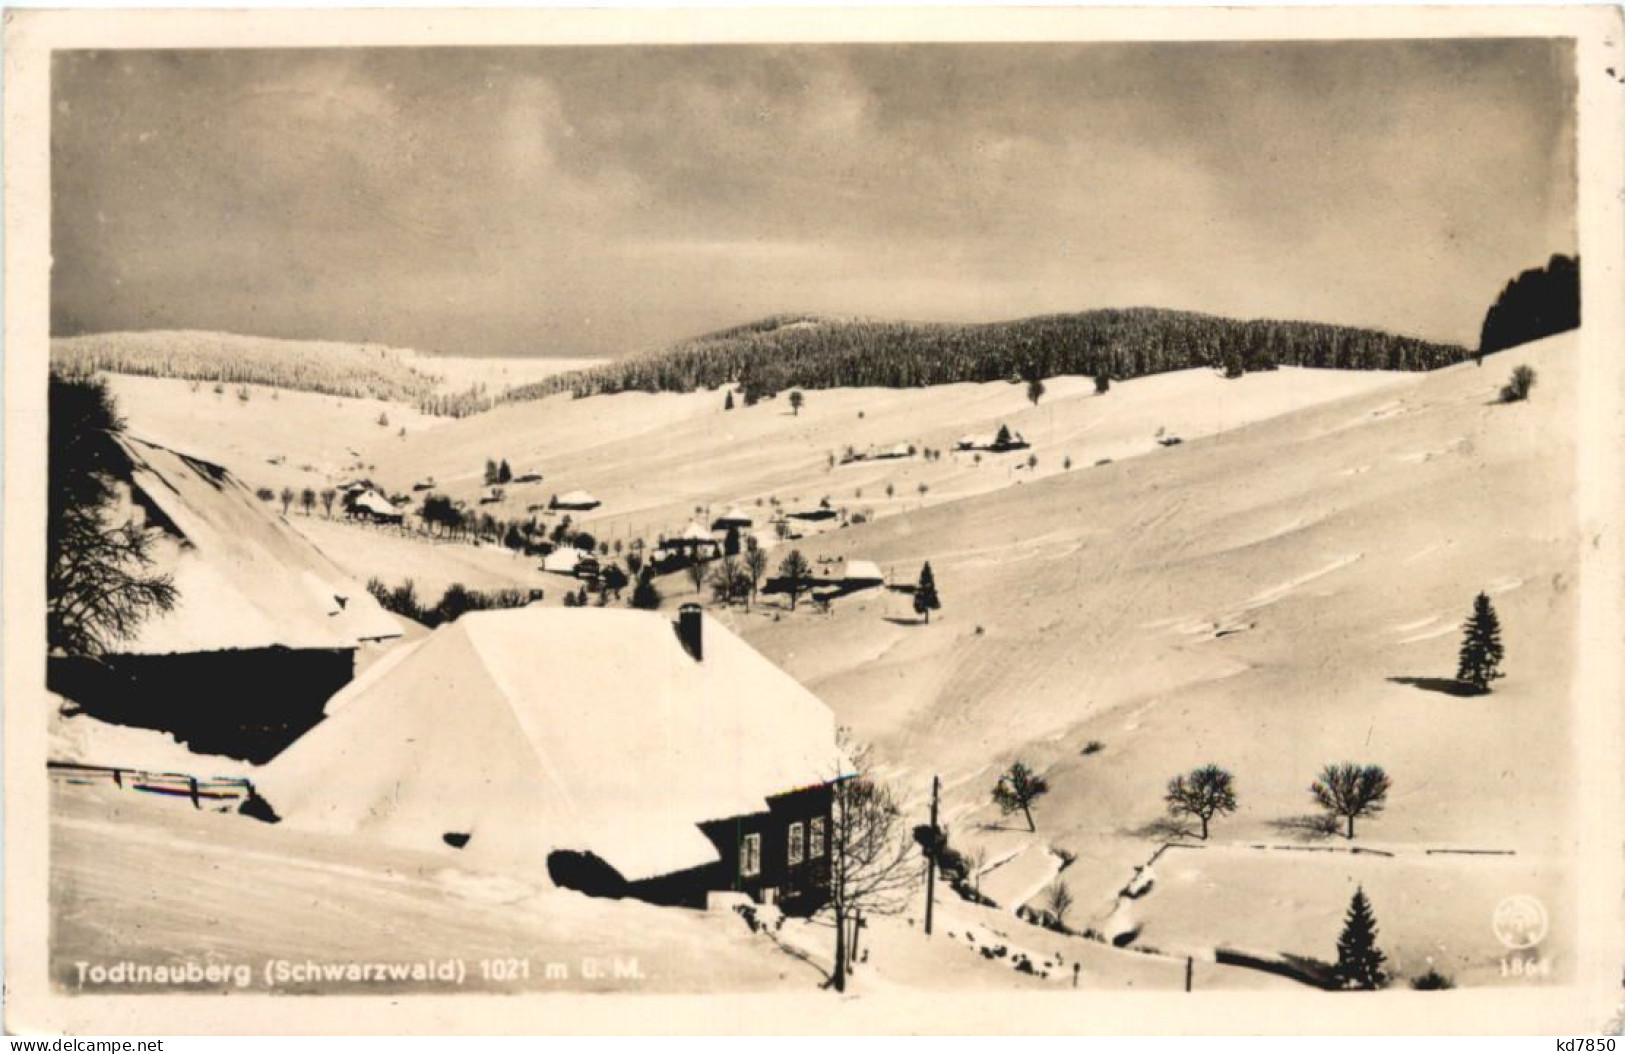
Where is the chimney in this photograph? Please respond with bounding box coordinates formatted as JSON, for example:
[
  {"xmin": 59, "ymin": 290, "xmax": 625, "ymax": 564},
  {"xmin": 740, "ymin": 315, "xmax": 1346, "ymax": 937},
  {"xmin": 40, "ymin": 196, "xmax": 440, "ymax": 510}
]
[{"xmin": 677, "ymin": 603, "xmax": 703, "ymax": 662}]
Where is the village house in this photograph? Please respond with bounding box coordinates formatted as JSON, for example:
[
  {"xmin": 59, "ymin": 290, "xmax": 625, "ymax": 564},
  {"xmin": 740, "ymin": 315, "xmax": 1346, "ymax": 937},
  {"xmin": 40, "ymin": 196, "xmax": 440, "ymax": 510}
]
[
  {"xmin": 551, "ymin": 489, "xmax": 601, "ymax": 511},
  {"xmin": 47, "ymin": 436, "xmax": 404, "ymax": 763},
  {"xmin": 541, "ymin": 545, "xmax": 592, "ymax": 576},
  {"xmin": 956, "ymin": 428, "xmax": 1029, "ymax": 453},
  {"xmin": 347, "ymin": 488, "xmax": 404, "ymax": 526},
  {"xmin": 710, "ymin": 506, "xmax": 754, "ymax": 531},
  {"xmin": 254, "ymin": 605, "xmax": 847, "ymax": 913}
]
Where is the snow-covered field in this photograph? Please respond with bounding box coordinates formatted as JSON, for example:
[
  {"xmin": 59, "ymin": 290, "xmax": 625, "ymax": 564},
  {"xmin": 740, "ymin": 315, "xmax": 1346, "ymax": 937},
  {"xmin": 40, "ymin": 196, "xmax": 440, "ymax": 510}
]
[
  {"xmin": 396, "ymin": 352, "xmax": 609, "ymax": 396},
  {"xmin": 351, "ymin": 362, "xmax": 1412, "ymax": 549},
  {"xmin": 287, "ymin": 516, "xmax": 552, "ymax": 600},
  {"xmin": 729, "ymin": 333, "xmax": 1578, "ymax": 985},
  {"xmin": 59, "ymin": 332, "xmax": 1580, "ymax": 992},
  {"xmin": 49, "ymin": 782, "xmax": 808, "ymax": 994}
]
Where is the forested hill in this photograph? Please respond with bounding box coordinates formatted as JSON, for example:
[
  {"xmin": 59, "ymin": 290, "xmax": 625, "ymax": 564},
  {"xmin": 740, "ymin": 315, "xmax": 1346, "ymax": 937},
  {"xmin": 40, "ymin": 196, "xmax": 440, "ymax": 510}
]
[{"xmin": 503, "ymin": 308, "xmax": 1470, "ymax": 403}]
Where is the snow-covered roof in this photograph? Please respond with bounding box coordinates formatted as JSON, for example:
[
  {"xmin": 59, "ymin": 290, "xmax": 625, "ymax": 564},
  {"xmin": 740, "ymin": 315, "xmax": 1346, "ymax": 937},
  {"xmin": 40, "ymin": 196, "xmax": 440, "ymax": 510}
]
[
  {"xmin": 99, "ymin": 435, "xmax": 402, "ymax": 655},
  {"xmin": 255, "ymin": 608, "xmax": 845, "ymax": 883},
  {"xmin": 352, "ymin": 490, "xmax": 398, "ymax": 516},
  {"xmin": 712, "ymin": 506, "xmax": 754, "ymax": 527},
  {"xmin": 555, "ymin": 490, "xmax": 600, "ymax": 508},
  {"xmin": 659, "ymin": 522, "xmax": 720, "ymax": 549},
  {"xmin": 542, "ymin": 546, "xmax": 587, "ymax": 573},
  {"xmin": 841, "ymin": 560, "xmax": 885, "ymax": 584}
]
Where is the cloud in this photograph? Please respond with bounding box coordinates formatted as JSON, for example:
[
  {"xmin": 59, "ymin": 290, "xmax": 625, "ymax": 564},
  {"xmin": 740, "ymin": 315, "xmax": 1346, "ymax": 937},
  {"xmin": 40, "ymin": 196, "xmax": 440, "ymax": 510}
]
[{"xmin": 51, "ymin": 41, "xmax": 1575, "ymax": 357}]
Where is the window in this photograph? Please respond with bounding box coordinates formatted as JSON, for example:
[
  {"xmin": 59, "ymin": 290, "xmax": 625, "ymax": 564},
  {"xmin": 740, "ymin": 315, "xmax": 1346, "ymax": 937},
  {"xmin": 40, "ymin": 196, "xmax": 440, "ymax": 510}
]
[
  {"xmin": 740, "ymin": 833, "xmax": 761, "ymax": 878},
  {"xmin": 809, "ymin": 817, "xmax": 826, "ymax": 859},
  {"xmin": 788, "ymin": 822, "xmax": 805, "ymax": 866}
]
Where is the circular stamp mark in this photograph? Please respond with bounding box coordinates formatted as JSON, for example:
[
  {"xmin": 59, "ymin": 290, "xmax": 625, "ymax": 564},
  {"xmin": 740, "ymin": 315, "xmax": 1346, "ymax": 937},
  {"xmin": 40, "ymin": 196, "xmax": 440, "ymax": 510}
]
[{"xmin": 1492, "ymin": 894, "xmax": 1549, "ymax": 950}]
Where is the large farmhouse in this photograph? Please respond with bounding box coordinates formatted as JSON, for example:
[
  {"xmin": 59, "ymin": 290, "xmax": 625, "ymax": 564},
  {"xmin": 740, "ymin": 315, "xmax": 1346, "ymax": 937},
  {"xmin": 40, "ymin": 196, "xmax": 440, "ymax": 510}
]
[
  {"xmin": 255, "ymin": 604, "xmax": 848, "ymax": 913},
  {"xmin": 47, "ymin": 435, "xmax": 403, "ymax": 762}
]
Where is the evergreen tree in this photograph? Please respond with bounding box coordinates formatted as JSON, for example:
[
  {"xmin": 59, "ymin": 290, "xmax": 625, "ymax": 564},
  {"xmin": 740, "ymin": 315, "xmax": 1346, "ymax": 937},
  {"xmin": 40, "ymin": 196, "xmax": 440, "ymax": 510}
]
[
  {"xmin": 484, "ymin": 459, "xmax": 499, "ymax": 486},
  {"xmin": 1479, "ymin": 254, "xmax": 1580, "ymax": 357},
  {"xmin": 631, "ymin": 569, "xmax": 662, "ymax": 610},
  {"xmin": 1023, "ymin": 364, "xmax": 1045, "ymax": 407},
  {"xmin": 789, "ymin": 389, "xmax": 805, "ymax": 416},
  {"xmin": 994, "ymin": 424, "xmax": 1013, "ymax": 449},
  {"xmin": 1332, "ymin": 887, "xmax": 1389, "ymax": 990},
  {"xmin": 498, "ymin": 459, "xmax": 513, "ymax": 484},
  {"xmin": 1456, "ymin": 592, "xmax": 1505, "ymax": 692},
  {"xmin": 913, "ymin": 562, "xmax": 941, "ymax": 623},
  {"xmin": 1095, "ymin": 373, "xmax": 1111, "ymax": 395},
  {"xmin": 1499, "ymin": 365, "xmax": 1537, "ymax": 404},
  {"xmin": 47, "ymin": 374, "xmax": 179, "ymax": 658},
  {"xmin": 724, "ymin": 390, "xmax": 735, "ymax": 410}
]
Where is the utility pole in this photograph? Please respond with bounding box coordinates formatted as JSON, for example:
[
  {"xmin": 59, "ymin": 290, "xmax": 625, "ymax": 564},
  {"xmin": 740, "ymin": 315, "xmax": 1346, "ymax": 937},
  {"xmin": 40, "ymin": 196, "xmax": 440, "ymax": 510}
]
[{"xmin": 924, "ymin": 774, "xmax": 940, "ymax": 936}]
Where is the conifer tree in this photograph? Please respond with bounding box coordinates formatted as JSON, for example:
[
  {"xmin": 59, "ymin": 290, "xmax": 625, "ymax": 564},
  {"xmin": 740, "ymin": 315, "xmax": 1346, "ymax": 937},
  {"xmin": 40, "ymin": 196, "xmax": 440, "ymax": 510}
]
[
  {"xmin": 724, "ymin": 390, "xmax": 735, "ymax": 411},
  {"xmin": 1023, "ymin": 364, "xmax": 1045, "ymax": 407},
  {"xmin": 1456, "ymin": 592, "xmax": 1505, "ymax": 692},
  {"xmin": 47, "ymin": 374, "xmax": 178, "ymax": 658},
  {"xmin": 1333, "ymin": 887, "xmax": 1389, "ymax": 990},
  {"xmin": 630, "ymin": 570, "xmax": 662, "ymax": 610},
  {"xmin": 498, "ymin": 459, "xmax": 513, "ymax": 484},
  {"xmin": 913, "ymin": 562, "xmax": 941, "ymax": 624}
]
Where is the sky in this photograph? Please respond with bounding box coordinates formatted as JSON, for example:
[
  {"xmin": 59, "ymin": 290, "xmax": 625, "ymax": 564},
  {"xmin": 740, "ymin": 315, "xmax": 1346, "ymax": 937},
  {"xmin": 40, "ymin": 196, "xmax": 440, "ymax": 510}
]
[{"xmin": 52, "ymin": 41, "xmax": 1576, "ymax": 358}]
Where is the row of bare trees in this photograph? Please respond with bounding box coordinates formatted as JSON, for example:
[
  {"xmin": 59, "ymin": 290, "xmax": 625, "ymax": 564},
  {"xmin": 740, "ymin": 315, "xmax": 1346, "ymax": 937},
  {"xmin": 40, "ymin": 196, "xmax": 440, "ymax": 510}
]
[{"xmin": 986, "ymin": 759, "xmax": 1392, "ymax": 841}]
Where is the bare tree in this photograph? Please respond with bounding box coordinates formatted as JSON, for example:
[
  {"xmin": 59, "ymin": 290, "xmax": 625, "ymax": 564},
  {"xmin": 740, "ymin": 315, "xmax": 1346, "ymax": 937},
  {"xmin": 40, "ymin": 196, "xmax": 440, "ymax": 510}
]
[
  {"xmin": 1164, "ymin": 764, "xmax": 1238, "ymax": 840},
  {"xmin": 300, "ymin": 487, "xmax": 316, "ymax": 516},
  {"xmin": 319, "ymin": 487, "xmax": 337, "ymax": 518},
  {"xmin": 789, "ymin": 389, "xmax": 805, "ymax": 416},
  {"xmin": 707, "ymin": 554, "xmax": 749, "ymax": 606},
  {"xmin": 279, "ymin": 487, "xmax": 295, "ymax": 516},
  {"xmin": 743, "ymin": 542, "xmax": 768, "ymax": 610},
  {"xmin": 991, "ymin": 760, "xmax": 1050, "ymax": 832},
  {"xmin": 684, "ymin": 553, "xmax": 707, "ymax": 595},
  {"xmin": 1044, "ymin": 878, "xmax": 1075, "ymax": 930},
  {"xmin": 820, "ymin": 734, "xmax": 917, "ymax": 993},
  {"xmin": 1311, "ymin": 763, "xmax": 1392, "ymax": 839},
  {"xmin": 964, "ymin": 845, "xmax": 988, "ymax": 901}
]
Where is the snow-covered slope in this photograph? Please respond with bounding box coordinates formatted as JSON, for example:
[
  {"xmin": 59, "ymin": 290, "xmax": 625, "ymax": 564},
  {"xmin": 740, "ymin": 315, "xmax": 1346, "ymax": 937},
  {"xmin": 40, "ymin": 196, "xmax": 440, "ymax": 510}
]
[{"xmin": 726, "ymin": 333, "xmax": 1578, "ymax": 981}]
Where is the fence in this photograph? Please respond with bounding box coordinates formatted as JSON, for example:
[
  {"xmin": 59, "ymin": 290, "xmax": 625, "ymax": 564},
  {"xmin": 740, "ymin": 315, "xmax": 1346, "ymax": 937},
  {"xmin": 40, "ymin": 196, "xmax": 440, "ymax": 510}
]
[{"xmin": 48, "ymin": 761, "xmax": 255, "ymax": 811}]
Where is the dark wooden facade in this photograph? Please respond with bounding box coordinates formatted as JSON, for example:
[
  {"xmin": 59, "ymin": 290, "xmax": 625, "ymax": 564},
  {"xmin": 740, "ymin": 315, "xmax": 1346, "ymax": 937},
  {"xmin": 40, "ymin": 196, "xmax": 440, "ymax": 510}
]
[
  {"xmin": 546, "ymin": 783, "xmax": 835, "ymax": 914},
  {"xmin": 48, "ymin": 646, "xmax": 356, "ymax": 763}
]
